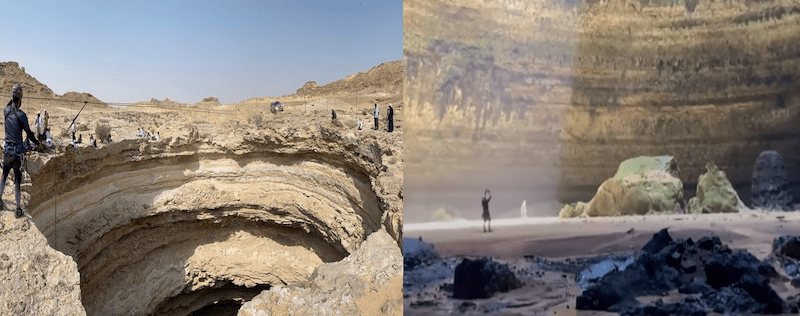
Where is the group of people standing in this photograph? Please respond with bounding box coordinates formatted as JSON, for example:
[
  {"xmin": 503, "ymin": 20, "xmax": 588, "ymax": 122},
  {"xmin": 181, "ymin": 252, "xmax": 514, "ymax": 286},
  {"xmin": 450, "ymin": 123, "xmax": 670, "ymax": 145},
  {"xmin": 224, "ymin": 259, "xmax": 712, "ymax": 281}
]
[
  {"xmin": 371, "ymin": 102, "xmax": 394, "ymax": 132},
  {"xmin": 136, "ymin": 128, "xmax": 159, "ymax": 141},
  {"xmin": 33, "ymin": 109, "xmax": 54, "ymax": 148}
]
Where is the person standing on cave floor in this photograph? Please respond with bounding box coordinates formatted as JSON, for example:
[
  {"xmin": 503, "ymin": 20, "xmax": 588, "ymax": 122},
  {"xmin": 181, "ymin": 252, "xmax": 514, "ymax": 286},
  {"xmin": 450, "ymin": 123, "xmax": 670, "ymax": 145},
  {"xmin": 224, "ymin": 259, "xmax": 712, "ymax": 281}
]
[
  {"xmin": 482, "ymin": 189, "xmax": 492, "ymax": 233},
  {"xmin": 2, "ymin": 84, "xmax": 42, "ymax": 218},
  {"xmin": 373, "ymin": 102, "xmax": 379, "ymax": 130}
]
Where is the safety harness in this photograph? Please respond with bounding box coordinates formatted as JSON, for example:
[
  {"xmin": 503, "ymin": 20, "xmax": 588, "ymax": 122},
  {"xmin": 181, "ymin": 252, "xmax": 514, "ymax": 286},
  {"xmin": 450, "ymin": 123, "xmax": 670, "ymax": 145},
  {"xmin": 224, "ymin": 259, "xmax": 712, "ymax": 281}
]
[{"xmin": 2, "ymin": 102, "xmax": 28, "ymax": 173}]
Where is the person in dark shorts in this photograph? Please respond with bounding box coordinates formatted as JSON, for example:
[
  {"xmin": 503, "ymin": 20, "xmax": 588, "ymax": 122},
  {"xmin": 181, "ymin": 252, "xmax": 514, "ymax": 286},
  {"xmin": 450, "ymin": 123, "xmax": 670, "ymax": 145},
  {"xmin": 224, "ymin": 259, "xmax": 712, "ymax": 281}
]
[
  {"xmin": 482, "ymin": 189, "xmax": 492, "ymax": 233},
  {"xmin": 2, "ymin": 84, "xmax": 41, "ymax": 218}
]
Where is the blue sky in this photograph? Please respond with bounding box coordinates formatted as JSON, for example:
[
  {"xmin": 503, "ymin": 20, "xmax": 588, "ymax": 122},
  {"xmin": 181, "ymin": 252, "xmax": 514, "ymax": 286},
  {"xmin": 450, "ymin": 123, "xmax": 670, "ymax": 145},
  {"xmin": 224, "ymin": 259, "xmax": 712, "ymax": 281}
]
[{"xmin": 1, "ymin": 0, "xmax": 402, "ymax": 104}]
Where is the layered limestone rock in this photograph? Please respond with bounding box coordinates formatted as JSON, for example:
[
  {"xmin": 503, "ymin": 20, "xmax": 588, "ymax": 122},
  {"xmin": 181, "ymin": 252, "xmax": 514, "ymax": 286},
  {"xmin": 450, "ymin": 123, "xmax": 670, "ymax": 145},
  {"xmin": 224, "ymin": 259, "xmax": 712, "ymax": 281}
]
[
  {"xmin": 22, "ymin": 120, "xmax": 402, "ymax": 316},
  {"xmin": 688, "ymin": 162, "xmax": 747, "ymax": 214},
  {"xmin": 560, "ymin": 156, "xmax": 683, "ymax": 217},
  {"xmin": 404, "ymin": 0, "xmax": 800, "ymax": 213},
  {"xmin": 752, "ymin": 150, "xmax": 794, "ymax": 211},
  {"xmin": 237, "ymin": 229, "xmax": 402, "ymax": 316},
  {"xmin": 0, "ymin": 212, "xmax": 86, "ymax": 316}
]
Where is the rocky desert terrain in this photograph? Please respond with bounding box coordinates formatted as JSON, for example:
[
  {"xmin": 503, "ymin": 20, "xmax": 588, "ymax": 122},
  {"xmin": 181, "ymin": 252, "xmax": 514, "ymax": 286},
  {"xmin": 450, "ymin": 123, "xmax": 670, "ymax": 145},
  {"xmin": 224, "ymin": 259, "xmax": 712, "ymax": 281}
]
[{"xmin": 0, "ymin": 60, "xmax": 403, "ymax": 316}]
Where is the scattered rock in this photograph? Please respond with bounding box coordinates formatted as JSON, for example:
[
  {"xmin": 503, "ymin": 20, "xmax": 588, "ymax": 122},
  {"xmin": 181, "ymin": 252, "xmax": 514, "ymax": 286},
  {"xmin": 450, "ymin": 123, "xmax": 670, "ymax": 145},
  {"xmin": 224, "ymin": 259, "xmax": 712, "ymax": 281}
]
[
  {"xmin": 577, "ymin": 228, "xmax": 791, "ymax": 315},
  {"xmin": 752, "ymin": 151, "xmax": 793, "ymax": 211},
  {"xmin": 453, "ymin": 257, "xmax": 523, "ymax": 299},
  {"xmin": 559, "ymin": 201, "xmax": 588, "ymax": 218},
  {"xmin": 237, "ymin": 229, "xmax": 402, "ymax": 316},
  {"xmin": 688, "ymin": 162, "xmax": 742, "ymax": 214},
  {"xmin": 641, "ymin": 228, "xmax": 673, "ymax": 254},
  {"xmin": 773, "ymin": 236, "xmax": 800, "ymax": 260},
  {"xmin": 562, "ymin": 156, "xmax": 683, "ymax": 218},
  {"xmin": 458, "ymin": 301, "xmax": 477, "ymax": 313},
  {"xmin": 773, "ymin": 236, "xmax": 800, "ymax": 278},
  {"xmin": 403, "ymin": 237, "xmax": 440, "ymax": 270}
]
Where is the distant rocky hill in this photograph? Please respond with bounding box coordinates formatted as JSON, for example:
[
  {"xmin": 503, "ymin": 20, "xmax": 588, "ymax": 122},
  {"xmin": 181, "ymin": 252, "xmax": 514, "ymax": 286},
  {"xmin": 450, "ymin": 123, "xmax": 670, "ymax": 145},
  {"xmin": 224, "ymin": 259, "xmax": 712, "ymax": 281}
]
[
  {"xmin": 295, "ymin": 61, "xmax": 402, "ymax": 98},
  {"xmin": 0, "ymin": 62, "xmax": 56, "ymax": 97},
  {"xmin": 0, "ymin": 61, "xmax": 107, "ymax": 107}
]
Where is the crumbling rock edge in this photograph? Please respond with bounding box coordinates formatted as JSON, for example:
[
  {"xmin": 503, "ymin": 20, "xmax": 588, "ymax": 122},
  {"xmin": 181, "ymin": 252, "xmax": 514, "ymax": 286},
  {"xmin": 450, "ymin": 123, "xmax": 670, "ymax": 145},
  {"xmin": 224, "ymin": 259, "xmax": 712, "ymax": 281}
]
[
  {"xmin": 0, "ymin": 212, "xmax": 86, "ymax": 316},
  {"xmin": 237, "ymin": 228, "xmax": 403, "ymax": 316}
]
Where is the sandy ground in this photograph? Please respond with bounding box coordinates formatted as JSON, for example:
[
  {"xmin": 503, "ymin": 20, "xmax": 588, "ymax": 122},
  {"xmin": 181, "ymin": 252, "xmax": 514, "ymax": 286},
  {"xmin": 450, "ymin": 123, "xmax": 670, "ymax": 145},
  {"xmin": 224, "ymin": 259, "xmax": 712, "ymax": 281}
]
[{"xmin": 404, "ymin": 211, "xmax": 800, "ymax": 315}]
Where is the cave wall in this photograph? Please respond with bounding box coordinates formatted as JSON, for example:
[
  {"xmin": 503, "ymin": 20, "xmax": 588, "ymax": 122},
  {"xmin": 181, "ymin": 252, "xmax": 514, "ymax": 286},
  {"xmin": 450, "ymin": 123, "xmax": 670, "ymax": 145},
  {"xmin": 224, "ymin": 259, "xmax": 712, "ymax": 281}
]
[{"xmin": 404, "ymin": 0, "xmax": 800, "ymax": 211}]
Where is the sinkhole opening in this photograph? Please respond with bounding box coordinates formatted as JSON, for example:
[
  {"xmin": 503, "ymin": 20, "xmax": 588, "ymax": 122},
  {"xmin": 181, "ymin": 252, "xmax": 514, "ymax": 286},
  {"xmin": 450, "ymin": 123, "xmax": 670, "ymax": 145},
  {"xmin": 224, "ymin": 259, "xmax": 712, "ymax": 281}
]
[{"xmin": 74, "ymin": 213, "xmax": 350, "ymax": 316}]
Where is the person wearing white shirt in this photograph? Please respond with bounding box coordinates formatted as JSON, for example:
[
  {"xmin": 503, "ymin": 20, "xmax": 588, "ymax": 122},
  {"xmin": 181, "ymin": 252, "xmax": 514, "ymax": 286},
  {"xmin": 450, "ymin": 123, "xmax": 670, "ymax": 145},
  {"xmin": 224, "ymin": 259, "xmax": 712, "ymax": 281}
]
[{"xmin": 373, "ymin": 103, "xmax": 379, "ymax": 130}]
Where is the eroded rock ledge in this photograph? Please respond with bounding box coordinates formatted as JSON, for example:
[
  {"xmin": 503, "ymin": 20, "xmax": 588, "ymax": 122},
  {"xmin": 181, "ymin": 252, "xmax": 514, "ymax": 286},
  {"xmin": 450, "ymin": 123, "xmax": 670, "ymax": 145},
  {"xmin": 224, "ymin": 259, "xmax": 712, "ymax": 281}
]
[
  {"xmin": 21, "ymin": 121, "xmax": 402, "ymax": 316},
  {"xmin": 0, "ymin": 212, "xmax": 85, "ymax": 316}
]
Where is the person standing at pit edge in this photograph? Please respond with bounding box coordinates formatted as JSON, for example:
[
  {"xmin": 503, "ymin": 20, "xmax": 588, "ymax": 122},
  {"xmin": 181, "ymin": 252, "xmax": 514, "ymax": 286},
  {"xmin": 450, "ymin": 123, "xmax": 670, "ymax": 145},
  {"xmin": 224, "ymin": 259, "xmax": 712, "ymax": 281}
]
[
  {"xmin": 42, "ymin": 109, "xmax": 49, "ymax": 140},
  {"xmin": 387, "ymin": 103, "xmax": 394, "ymax": 132},
  {"xmin": 34, "ymin": 111, "xmax": 43, "ymax": 140},
  {"xmin": 482, "ymin": 189, "xmax": 492, "ymax": 233},
  {"xmin": 2, "ymin": 84, "xmax": 41, "ymax": 218},
  {"xmin": 373, "ymin": 102, "xmax": 379, "ymax": 130}
]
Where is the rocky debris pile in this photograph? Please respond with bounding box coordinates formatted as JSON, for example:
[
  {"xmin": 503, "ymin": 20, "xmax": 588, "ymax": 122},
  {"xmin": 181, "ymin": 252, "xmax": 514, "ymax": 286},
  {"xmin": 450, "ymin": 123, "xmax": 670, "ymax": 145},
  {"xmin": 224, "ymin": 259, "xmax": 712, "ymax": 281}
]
[
  {"xmin": 575, "ymin": 254, "xmax": 635, "ymax": 289},
  {"xmin": 453, "ymin": 257, "xmax": 523, "ymax": 299},
  {"xmin": 236, "ymin": 229, "xmax": 402, "ymax": 316},
  {"xmin": 560, "ymin": 156, "xmax": 684, "ymax": 218},
  {"xmin": 0, "ymin": 212, "xmax": 86, "ymax": 316},
  {"xmin": 773, "ymin": 236, "xmax": 800, "ymax": 282},
  {"xmin": 403, "ymin": 237, "xmax": 440, "ymax": 271},
  {"xmin": 688, "ymin": 162, "xmax": 745, "ymax": 214},
  {"xmin": 752, "ymin": 151, "xmax": 794, "ymax": 211},
  {"xmin": 577, "ymin": 228, "xmax": 799, "ymax": 315},
  {"xmin": 402, "ymin": 238, "xmax": 458, "ymax": 295}
]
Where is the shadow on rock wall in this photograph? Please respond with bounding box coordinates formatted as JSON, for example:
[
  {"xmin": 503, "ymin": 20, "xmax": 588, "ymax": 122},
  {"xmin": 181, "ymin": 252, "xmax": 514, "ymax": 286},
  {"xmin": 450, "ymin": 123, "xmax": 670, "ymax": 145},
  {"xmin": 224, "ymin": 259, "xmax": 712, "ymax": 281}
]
[{"xmin": 562, "ymin": 0, "xmax": 800, "ymax": 204}]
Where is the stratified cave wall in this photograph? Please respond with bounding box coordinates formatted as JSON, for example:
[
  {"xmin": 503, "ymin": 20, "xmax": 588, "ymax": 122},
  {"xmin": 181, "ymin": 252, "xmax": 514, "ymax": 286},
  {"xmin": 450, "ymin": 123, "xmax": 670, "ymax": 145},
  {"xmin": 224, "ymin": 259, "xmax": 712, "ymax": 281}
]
[
  {"xmin": 565, "ymin": 0, "xmax": 800, "ymax": 204},
  {"xmin": 404, "ymin": 0, "xmax": 800, "ymax": 214}
]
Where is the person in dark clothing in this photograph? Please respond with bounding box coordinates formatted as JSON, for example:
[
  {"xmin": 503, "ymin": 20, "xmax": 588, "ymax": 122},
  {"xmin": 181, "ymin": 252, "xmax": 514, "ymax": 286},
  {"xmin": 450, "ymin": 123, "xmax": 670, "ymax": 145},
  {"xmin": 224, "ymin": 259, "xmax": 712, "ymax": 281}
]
[
  {"xmin": 2, "ymin": 84, "xmax": 41, "ymax": 218},
  {"xmin": 482, "ymin": 189, "xmax": 492, "ymax": 233},
  {"xmin": 387, "ymin": 104, "xmax": 394, "ymax": 132}
]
